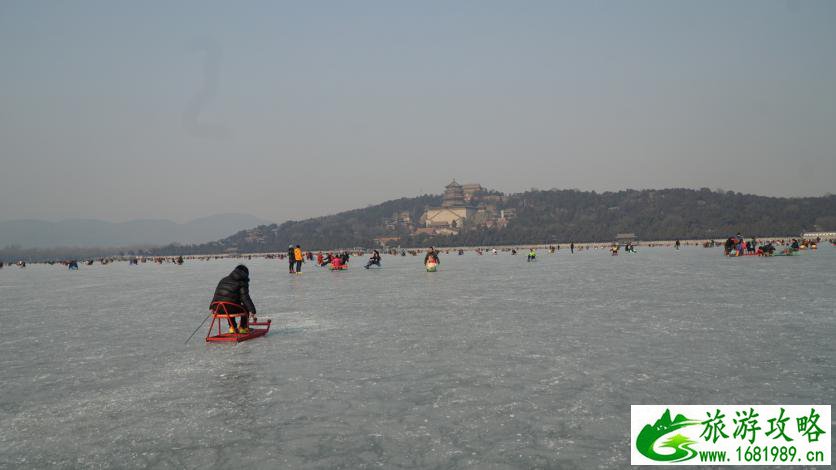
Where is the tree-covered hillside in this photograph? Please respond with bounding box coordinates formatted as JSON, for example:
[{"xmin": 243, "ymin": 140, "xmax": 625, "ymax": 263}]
[
  {"xmin": 153, "ymin": 188, "xmax": 835, "ymax": 254},
  {"xmin": 451, "ymin": 188, "xmax": 835, "ymax": 246}
]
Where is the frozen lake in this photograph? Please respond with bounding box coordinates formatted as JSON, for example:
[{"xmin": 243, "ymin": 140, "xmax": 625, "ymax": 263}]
[{"xmin": 1, "ymin": 246, "xmax": 834, "ymax": 469}]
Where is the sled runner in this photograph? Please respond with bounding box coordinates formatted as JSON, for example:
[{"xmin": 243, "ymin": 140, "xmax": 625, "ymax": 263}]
[{"xmin": 206, "ymin": 301, "xmax": 271, "ymax": 343}]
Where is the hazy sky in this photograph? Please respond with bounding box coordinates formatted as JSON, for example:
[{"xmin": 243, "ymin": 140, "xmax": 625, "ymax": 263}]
[{"xmin": 1, "ymin": 0, "xmax": 834, "ymax": 223}]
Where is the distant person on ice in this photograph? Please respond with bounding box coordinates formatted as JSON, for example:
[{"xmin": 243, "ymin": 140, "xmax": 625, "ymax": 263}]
[
  {"xmin": 424, "ymin": 247, "xmax": 440, "ymax": 266},
  {"xmin": 365, "ymin": 249, "xmax": 381, "ymax": 269},
  {"xmin": 287, "ymin": 245, "xmax": 295, "ymax": 273},
  {"xmin": 293, "ymin": 245, "xmax": 304, "ymax": 274},
  {"xmin": 211, "ymin": 265, "xmax": 257, "ymax": 334}
]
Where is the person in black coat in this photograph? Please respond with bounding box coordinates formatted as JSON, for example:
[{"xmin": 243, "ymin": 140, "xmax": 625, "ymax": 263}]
[
  {"xmin": 211, "ymin": 265, "xmax": 257, "ymax": 333},
  {"xmin": 364, "ymin": 250, "xmax": 381, "ymax": 269},
  {"xmin": 424, "ymin": 247, "xmax": 440, "ymax": 265}
]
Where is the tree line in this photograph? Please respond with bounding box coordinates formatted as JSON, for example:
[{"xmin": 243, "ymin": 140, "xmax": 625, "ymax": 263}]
[{"xmin": 152, "ymin": 188, "xmax": 836, "ymax": 255}]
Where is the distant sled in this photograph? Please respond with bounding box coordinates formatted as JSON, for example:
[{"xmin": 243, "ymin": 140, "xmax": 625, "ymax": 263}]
[
  {"xmin": 774, "ymin": 251, "xmax": 798, "ymax": 257},
  {"xmin": 425, "ymin": 261, "xmax": 438, "ymax": 272},
  {"xmin": 206, "ymin": 301, "xmax": 271, "ymax": 343}
]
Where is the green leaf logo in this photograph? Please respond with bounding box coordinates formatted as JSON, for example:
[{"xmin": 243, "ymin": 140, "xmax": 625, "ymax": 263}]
[{"xmin": 636, "ymin": 409, "xmax": 701, "ymax": 462}]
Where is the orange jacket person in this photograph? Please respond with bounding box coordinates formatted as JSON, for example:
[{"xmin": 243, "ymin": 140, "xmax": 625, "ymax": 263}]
[{"xmin": 293, "ymin": 245, "xmax": 304, "ymax": 274}]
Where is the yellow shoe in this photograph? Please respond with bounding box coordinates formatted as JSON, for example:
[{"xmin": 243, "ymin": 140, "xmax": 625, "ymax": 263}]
[
  {"xmin": 228, "ymin": 326, "xmax": 238, "ymax": 334},
  {"xmin": 238, "ymin": 327, "xmax": 249, "ymax": 334}
]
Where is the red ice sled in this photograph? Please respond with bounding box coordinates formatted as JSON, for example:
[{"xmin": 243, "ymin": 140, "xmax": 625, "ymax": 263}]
[{"xmin": 206, "ymin": 301, "xmax": 271, "ymax": 343}]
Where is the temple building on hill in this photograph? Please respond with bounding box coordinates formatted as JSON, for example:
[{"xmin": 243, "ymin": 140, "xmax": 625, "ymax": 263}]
[
  {"xmin": 423, "ymin": 180, "xmax": 476, "ymax": 233},
  {"xmin": 616, "ymin": 233, "xmax": 637, "ymax": 245},
  {"xmin": 461, "ymin": 183, "xmax": 483, "ymax": 202},
  {"xmin": 441, "ymin": 180, "xmax": 466, "ymax": 207}
]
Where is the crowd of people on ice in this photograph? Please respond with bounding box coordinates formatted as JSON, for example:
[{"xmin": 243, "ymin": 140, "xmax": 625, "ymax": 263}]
[
  {"xmin": 199, "ymin": 234, "xmax": 832, "ymax": 336},
  {"xmin": 723, "ymin": 233, "xmax": 822, "ymax": 256},
  {"xmin": 4, "ymin": 235, "xmax": 833, "ymax": 270}
]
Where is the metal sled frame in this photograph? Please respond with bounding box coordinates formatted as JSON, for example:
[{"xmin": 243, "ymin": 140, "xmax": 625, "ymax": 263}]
[{"xmin": 206, "ymin": 301, "xmax": 271, "ymax": 343}]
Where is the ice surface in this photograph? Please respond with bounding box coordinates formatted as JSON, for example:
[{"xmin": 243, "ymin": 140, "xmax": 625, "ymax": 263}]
[{"xmin": 1, "ymin": 247, "xmax": 834, "ymax": 468}]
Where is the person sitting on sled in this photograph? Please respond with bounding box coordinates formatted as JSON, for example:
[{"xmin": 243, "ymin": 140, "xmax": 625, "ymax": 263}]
[
  {"xmin": 424, "ymin": 247, "xmax": 440, "ymax": 266},
  {"xmin": 210, "ymin": 264, "xmax": 257, "ymax": 334},
  {"xmin": 365, "ymin": 249, "xmax": 381, "ymax": 269}
]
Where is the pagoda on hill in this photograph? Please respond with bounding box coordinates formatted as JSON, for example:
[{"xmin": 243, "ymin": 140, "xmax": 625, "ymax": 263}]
[
  {"xmin": 441, "ymin": 180, "xmax": 466, "ymax": 207},
  {"xmin": 423, "ymin": 180, "xmax": 476, "ymax": 234}
]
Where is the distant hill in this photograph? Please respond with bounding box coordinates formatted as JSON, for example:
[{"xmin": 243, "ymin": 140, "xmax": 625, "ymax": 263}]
[
  {"xmin": 154, "ymin": 188, "xmax": 836, "ymax": 254},
  {"xmin": 0, "ymin": 213, "xmax": 273, "ymax": 249}
]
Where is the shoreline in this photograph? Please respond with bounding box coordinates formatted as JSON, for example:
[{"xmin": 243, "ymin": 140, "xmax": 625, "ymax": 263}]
[
  {"xmin": 105, "ymin": 236, "xmax": 808, "ymax": 258},
  {"xmin": 4, "ymin": 235, "xmax": 825, "ymax": 264},
  {"xmin": 184, "ymin": 236, "xmax": 808, "ymax": 257}
]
